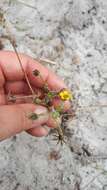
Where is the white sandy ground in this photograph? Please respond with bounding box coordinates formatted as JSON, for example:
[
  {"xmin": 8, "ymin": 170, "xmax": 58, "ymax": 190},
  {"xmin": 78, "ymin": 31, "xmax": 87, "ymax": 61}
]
[{"xmin": 0, "ymin": 0, "xmax": 107, "ymax": 189}]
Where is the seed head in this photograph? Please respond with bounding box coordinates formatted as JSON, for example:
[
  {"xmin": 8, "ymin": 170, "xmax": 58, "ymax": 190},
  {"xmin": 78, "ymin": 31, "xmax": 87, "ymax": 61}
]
[{"xmin": 33, "ymin": 69, "xmax": 40, "ymax": 76}]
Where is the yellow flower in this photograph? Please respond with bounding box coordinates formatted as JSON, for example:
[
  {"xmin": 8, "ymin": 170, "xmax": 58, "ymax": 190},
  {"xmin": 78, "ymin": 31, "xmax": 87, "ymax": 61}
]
[{"xmin": 59, "ymin": 89, "xmax": 73, "ymax": 101}]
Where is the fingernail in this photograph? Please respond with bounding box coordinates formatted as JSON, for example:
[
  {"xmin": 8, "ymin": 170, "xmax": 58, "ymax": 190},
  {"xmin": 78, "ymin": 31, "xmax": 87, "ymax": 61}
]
[{"xmin": 31, "ymin": 106, "xmax": 49, "ymax": 128}]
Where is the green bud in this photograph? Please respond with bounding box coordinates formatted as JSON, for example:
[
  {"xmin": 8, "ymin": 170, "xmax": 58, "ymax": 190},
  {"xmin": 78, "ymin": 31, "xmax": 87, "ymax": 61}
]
[
  {"xmin": 44, "ymin": 96, "xmax": 52, "ymax": 106},
  {"xmin": 52, "ymin": 111, "xmax": 60, "ymax": 119},
  {"xmin": 47, "ymin": 92, "xmax": 55, "ymax": 98},
  {"xmin": 42, "ymin": 84, "xmax": 50, "ymax": 93},
  {"xmin": 33, "ymin": 98, "xmax": 41, "ymax": 104},
  {"xmin": 28, "ymin": 113, "xmax": 38, "ymax": 120}
]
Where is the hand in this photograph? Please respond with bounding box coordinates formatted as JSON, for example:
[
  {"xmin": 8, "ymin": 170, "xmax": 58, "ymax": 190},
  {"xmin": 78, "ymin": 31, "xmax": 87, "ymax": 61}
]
[{"xmin": 0, "ymin": 51, "xmax": 70, "ymax": 140}]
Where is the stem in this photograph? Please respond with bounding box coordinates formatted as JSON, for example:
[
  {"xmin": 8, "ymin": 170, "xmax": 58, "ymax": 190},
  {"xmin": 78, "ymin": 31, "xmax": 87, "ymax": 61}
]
[
  {"xmin": 39, "ymin": 58, "xmax": 57, "ymax": 65},
  {"xmin": 7, "ymin": 94, "xmax": 37, "ymax": 102},
  {"xmin": 10, "ymin": 41, "xmax": 35, "ymax": 95},
  {"xmin": 77, "ymin": 104, "xmax": 107, "ymax": 110},
  {"xmin": 57, "ymin": 125, "xmax": 63, "ymax": 136},
  {"xmin": 62, "ymin": 113, "xmax": 75, "ymax": 116},
  {"xmin": 17, "ymin": 0, "xmax": 37, "ymax": 10},
  {"xmin": 3, "ymin": 15, "xmax": 35, "ymax": 95}
]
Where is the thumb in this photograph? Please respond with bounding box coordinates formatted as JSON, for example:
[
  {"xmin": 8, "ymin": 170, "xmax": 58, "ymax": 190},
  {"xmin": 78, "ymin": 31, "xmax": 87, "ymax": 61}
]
[{"xmin": 0, "ymin": 104, "xmax": 49, "ymax": 140}]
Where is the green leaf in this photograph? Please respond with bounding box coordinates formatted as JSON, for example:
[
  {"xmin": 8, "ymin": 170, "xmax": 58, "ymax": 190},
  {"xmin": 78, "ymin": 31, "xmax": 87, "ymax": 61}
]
[
  {"xmin": 47, "ymin": 91, "xmax": 55, "ymax": 98},
  {"xmin": 52, "ymin": 111, "xmax": 60, "ymax": 119}
]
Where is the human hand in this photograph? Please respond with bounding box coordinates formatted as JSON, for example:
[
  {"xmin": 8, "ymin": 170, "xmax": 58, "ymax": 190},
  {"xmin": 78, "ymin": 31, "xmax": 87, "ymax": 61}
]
[{"xmin": 0, "ymin": 51, "xmax": 70, "ymax": 140}]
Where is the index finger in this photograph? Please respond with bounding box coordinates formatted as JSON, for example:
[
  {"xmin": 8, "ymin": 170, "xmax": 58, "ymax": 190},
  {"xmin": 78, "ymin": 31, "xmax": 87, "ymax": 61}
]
[{"xmin": 0, "ymin": 51, "xmax": 66, "ymax": 91}]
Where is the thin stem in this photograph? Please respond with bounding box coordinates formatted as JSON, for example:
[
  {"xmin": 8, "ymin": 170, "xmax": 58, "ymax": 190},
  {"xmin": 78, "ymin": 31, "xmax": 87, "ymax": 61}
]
[
  {"xmin": 10, "ymin": 41, "xmax": 35, "ymax": 95},
  {"xmin": 77, "ymin": 104, "xmax": 107, "ymax": 110},
  {"xmin": 17, "ymin": 0, "xmax": 37, "ymax": 10},
  {"xmin": 39, "ymin": 58, "xmax": 57, "ymax": 65},
  {"xmin": 3, "ymin": 14, "xmax": 35, "ymax": 95},
  {"xmin": 7, "ymin": 94, "xmax": 37, "ymax": 101},
  {"xmin": 62, "ymin": 113, "xmax": 75, "ymax": 116}
]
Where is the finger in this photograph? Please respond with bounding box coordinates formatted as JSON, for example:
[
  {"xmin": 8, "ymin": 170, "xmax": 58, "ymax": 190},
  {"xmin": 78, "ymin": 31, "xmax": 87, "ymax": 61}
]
[
  {"xmin": 5, "ymin": 81, "xmax": 42, "ymax": 96},
  {"xmin": 7, "ymin": 94, "xmax": 29, "ymax": 104},
  {"xmin": 0, "ymin": 88, "xmax": 6, "ymax": 105},
  {"xmin": 52, "ymin": 98, "xmax": 71, "ymax": 112},
  {"xmin": 47, "ymin": 112, "xmax": 62, "ymax": 128},
  {"xmin": 27, "ymin": 58, "xmax": 66, "ymax": 90},
  {"xmin": 5, "ymin": 81, "xmax": 28, "ymax": 94},
  {"xmin": 0, "ymin": 104, "xmax": 49, "ymax": 140},
  {"xmin": 0, "ymin": 51, "xmax": 66, "ymax": 90},
  {"xmin": 27, "ymin": 126, "xmax": 49, "ymax": 137},
  {"xmin": 0, "ymin": 66, "xmax": 5, "ymax": 88}
]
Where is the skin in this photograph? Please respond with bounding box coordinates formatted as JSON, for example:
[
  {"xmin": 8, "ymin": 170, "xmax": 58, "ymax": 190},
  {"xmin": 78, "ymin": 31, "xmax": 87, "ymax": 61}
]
[{"xmin": 0, "ymin": 51, "xmax": 70, "ymax": 140}]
